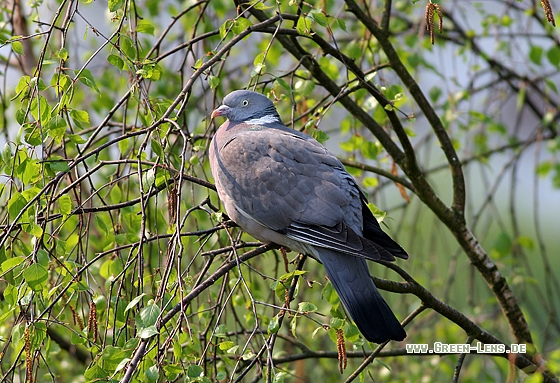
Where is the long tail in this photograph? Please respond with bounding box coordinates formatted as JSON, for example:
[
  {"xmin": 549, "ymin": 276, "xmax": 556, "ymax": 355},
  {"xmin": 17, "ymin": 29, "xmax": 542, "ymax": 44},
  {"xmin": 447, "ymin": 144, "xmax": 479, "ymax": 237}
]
[{"xmin": 316, "ymin": 248, "xmax": 406, "ymax": 343}]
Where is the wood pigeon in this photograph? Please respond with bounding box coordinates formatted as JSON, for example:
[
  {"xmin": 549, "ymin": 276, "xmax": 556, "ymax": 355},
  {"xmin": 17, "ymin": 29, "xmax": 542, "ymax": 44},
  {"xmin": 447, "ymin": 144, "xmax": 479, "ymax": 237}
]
[{"xmin": 209, "ymin": 90, "xmax": 408, "ymax": 343}]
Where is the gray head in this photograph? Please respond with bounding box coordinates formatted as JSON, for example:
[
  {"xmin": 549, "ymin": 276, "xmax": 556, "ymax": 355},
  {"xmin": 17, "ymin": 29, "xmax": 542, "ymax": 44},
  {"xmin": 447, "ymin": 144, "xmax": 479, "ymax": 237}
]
[{"xmin": 211, "ymin": 90, "xmax": 281, "ymax": 124}]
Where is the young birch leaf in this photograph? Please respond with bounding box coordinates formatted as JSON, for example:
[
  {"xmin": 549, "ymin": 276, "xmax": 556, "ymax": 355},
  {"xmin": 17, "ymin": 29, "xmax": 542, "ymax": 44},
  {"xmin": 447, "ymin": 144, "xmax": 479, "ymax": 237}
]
[
  {"xmin": 137, "ymin": 21, "xmax": 155, "ymax": 35},
  {"xmin": 23, "ymin": 263, "xmax": 48, "ymax": 291},
  {"xmin": 232, "ymin": 18, "xmax": 252, "ymax": 34},
  {"xmin": 108, "ymin": 0, "xmax": 124, "ymax": 12},
  {"xmin": 268, "ymin": 314, "xmax": 280, "ymax": 334},
  {"xmin": 529, "ymin": 45, "xmax": 543, "ymax": 65},
  {"xmin": 11, "ymin": 41, "xmax": 24, "ymax": 55},
  {"xmin": 139, "ymin": 302, "xmax": 161, "ymax": 327},
  {"xmin": 107, "ymin": 54, "xmax": 126, "ymax": 70},
  {"xmin": 58, "ymin": 194, "xmax": 73, "ymax": 215},
  {"xmin": 208, "ymin": 75, "xmax": 220, "ymax": 89},
  {"xmin": 138, "ymin": 325, "xmax": 159, "ymax": 338},
  {"xmin": 296, "ymin": 16, "xmax": 313, "ymax": 36}
]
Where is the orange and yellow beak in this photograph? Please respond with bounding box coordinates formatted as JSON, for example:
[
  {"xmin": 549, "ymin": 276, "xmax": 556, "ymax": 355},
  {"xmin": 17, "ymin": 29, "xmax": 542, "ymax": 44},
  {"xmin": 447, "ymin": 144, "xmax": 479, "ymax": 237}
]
[{"xmin": 211, "ymin": 105, "xmax": 230, "ymax": 119}]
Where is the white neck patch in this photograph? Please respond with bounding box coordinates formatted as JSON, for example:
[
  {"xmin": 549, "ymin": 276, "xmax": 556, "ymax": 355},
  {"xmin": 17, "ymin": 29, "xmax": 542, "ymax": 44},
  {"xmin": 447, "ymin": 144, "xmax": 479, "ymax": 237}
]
[{"xmin": 245, "ymin": 115, "xmax": 280, "ymax": 125}]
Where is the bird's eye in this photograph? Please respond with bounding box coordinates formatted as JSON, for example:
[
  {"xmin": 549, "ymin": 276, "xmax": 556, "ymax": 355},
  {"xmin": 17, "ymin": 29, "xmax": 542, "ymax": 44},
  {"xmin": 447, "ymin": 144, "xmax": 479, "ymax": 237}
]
[{"xmin": 242, "ymin": 99, "xmax": 249, "ymax": 106}]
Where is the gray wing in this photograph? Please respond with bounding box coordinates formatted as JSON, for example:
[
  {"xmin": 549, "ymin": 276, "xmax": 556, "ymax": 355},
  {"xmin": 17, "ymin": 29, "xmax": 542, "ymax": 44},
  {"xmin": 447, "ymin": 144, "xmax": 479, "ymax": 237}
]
[
  {"xmin": 214, "ymin": 127, "xmax": 348, "ymax": 229},
  {"xmin": 212, "ymin": 126, "xmax": 395, "ymax": 261}
]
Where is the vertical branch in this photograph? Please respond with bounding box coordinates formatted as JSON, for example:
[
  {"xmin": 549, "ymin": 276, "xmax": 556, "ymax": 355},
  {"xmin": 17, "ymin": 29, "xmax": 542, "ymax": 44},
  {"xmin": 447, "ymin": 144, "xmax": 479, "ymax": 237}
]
[{"xmin": 344, "ymin": 0, "xmax": 466, "ymax": 217}]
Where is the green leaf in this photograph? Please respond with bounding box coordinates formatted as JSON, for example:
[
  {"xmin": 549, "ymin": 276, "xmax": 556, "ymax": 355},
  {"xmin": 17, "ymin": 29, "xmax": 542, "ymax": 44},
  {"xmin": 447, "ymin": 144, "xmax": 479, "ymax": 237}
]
[
  {"xmin": 138, "ymin": 325, "xmax": 159, "ymax": 338},
  {"xmin": 232, "ymin": 18, "xmax": 252, "ymax": 34},
  {"xmin": 11, "ymin": 40, "xmax": 24, "ymax": 55},
  {"xmin": 125, "ymin": 293, "xmax": 146, "ymax": 312},
  {"xmin": 218, "ymin": 341, "xmax": 235, "ymax": 351},
  {"xmin": 308, "ymin": 126, "xmax": 329, "ymax": 143},
  {"xmin": 70, "ymin": 109, "xmax": 90, "ymax": 123},
  {"xmin": 75, "ymin": 68, "xmax": 100, "ymax": 93},
  {"xmin": 297, "ymin": 302, "xmax": 318, "ymax": 313},
  {"xmin": 47, "ymin": 159, "xmax": 70, "ymax": 172},
  {"xmin": 14, "ymin": 75, "xmax": 30, "ymax": 100},
  {"xmin": 187, "ymin": 365, "xmax": 203, "ymax": 379},
  {"xmin": 500, "ymin": 14, "xmax": 513, "ymax": 26},
  {"xmin": 118, "ymin": 137, "xmax": 130, "ymax": 155},
  {"xmin": 336, "ymin": 18, "xmax": 347, "ymax": 32},
  {"xmin": 137, "ymin": 21, "xmax": 155, "ymax": 35},
  {"xmin": 277, "ymin": 270, "xmax": 307, "ymax": 282},
  {"xmin": 84, "ymin": 365, "xmax": 109, "ymax": 383},
  {"xmin": 491, "ymin": 232, "xmax": 512, "ymax": 258},
  {"xmin": 58, "ymin": 47, "xmax": 68, "ymax": 61},
  {"xmin": 296, "ymin": 16, "xmax": 313, "ymax": 36},
  {"xmin": 309, "ymin": 10, "xmax": 328, "ymax": 26},
  {"xmin": 254, "ymin": 52, "xmax": 265, "ymax": 66},
  {"xmin": 208, "ymin": 75, "xmax": 220, "ymax": 89},
  {"xmin": 322, "ymin": 282, "xmax": 340, "ymax": 307},
  {"xmin": 151, "ymin": 138, "xmax": 163, "ymax": 157},
  {"xmin": 23, "ymin": 124, "xmax": 44, "ymax": 146},
  {"xmin": 363, "ymin": 177, "xmax": 378, "ymax": 187},
  {"xmin": 193, "ymin": 57, "xmax": 204, "ymax": 69},
  {"xmin": 111, "ymin": 357, "xmax": 129, "ymax": 374},
  {"xmin": 329, "ymin": 317, "xmax": 345, "ymax": 330},
  {"xmin": 268, "ymin": 314, "xmax": 280, "ymax": 334},
  {"xmin": 58, "ymin": 194, "xmax": 73, "ymax": 215},
  {"xmin": 164, "ymin": 364, "xmax": 183, "ymax": 381},
  {"xmin": 529, "ymin": 45, "xmax": 543, "ymax": 65},
  {"xmin": 107, "ymin": 54, "xmax": 126, "ymax": 70},
  {"xmin": 51, "ymin": 73, "xmax": 72, "ymax": 99},
  {"xmin": 101, "ymin": 346, "xmax": 131, "ymax": 371},
  {"xmin": 429, "ymin": 86, "xmax": 442, "ymax": 103},
  {"xmin": 252, "ymin": 52, "xmax": 266, "ymax": 77},
  {"xmin": 45, "ymin": 115, "xmax": 67, "ymax": 143},
  {"xmin": 23, "ymin": 263, "xmax": 48, "ymax": 291},
  {"xmin": 108, "ymin": 0, "xmax": 124, "ymax": 12},
  {"xmin": 275, "ymin": 77, "xmax": 292, "ymax": 92},
  {"xmin": 524, "ymin": 372, "xmax": 544, "ymax": 383},
  {"xmin": 119, "ymin": 35, "xmax": 136, "ymax": 61},
  {"xmin": 361, "ymin": 141, "xmax": 380, "ymax": 159},
  {"xmin": 273, "ymin": 371, "xmax": 288, "ymax": 383},
  {"xmin": 367, "ymin": 202, "xmax": 386, "ymax": 222},
  {"xmin": 16, "ymin": 107, "xmax": 26, "ymax": 125},
  {"xmin": 248, "ymin": 0, "xmax": 274, "ymax": 10},
  {"xmin": 219, "ymin": 20, "xmax": 234, "ymax": 39},
  {"xmin": 251, "ymin": 63, "xmax": 265, "ymax": 77},
  {"xmin": 294, "ymin": 80, "xmax": 315, "ymax": 96},
  {"xmin": 24, "ymin": 223, "xmax": 43, "ymax": 238},
  {"xmin": 517, "ymin": 235, "xmax": 535, "ymax": 250},
  {"xmin": 547, "ymin": 45, "xmax": 560, "ymax": 67},
  {"xmin": 290, "ymin": 314, "xmax": 298, "ymax": 337},
  {"xmin": 23, "ymin": 157, "xmax": 41, "ymax": 184},
  {"xmin": 545, "ymin": 79, "xmax": 558, "ymax": 94},
  {"xmin": 189, "ymin": 154, "xmax": 199, "ymax": 166},
  {"xmin": 1, "ymin": 256, "xmax": 25, "ymax": 273},
  {"xmin": 30, "ymin": 95, "xmax": 51, "ymax": 123},
  {"xmin": 364, "ymin": 71, "xmax": 377, "ymax": 82},
  {"xmin": 213, "ymin": 324, "xmax": 228, "ymax": 338},
  {"xmin": 226, "ymin": 345, "xmax": 240, "ymax": 354},
  {"xmin": 8, "ymin": 192, "xmax": 27, "ymax": 220},
  {"xmin": 536, "ymin": 161, "xmax": 551, "ymax": 176},
  {"xmin": 516, "ymin": 85, "xmax": 526, "ymax": 110},
  {"xmin": 36, "ymin": 249, "xmax": 49, "ymax": 267},
  {"xmin": 139, "ymin": 302, "xmax": 161, "ymax": 327},
  {"xmin": 144, "ymin": 365, "xmax": 160, "ymax": 382}
]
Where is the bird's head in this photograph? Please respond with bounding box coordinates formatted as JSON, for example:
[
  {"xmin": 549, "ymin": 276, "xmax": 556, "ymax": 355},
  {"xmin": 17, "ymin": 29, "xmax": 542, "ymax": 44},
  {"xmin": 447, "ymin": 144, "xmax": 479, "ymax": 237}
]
[{"xmin": 211, "ymin": 90, "xmax": 281, "ymax": 124}]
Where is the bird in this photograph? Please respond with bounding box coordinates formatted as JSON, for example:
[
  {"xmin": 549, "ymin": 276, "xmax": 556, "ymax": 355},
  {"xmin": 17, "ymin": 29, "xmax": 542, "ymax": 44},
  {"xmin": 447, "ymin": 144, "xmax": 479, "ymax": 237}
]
[{"xmin": 209, "ymin": 90, "xmax": 408, "ymax": 343}]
